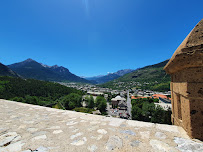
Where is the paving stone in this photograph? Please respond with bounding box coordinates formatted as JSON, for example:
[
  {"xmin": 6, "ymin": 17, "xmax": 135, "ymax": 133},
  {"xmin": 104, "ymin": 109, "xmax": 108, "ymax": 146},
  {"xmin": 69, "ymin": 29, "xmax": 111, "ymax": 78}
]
[
  {"xmin": 90, "ymin": 121, "xmax": 100, "ymax": 125},
  {"xmin": 34, "ymin": 146, "xmax": 49, "ymax": 152},
  {"xmin": 72, "ymin": 129, "xmax": 79, "ymax": 133},
  {"xmin": 0, "ymin": 141, "xmax": 25, "ymax": 152},
  {"xmin": 150, "ymin": 139, "xmax": 172, "ymax": 151},
  {"xmin": 155, "ymin": 132, "xmax": 167, "ymax": 139},
  {"xmin": 27, "ymin": 128, "xmax": 38, "ymax": 133},
  {"xmin": 71, "ymin": 137, "xmax": 87, "ymax": 146},
  {"xmin": 47, "ymin": 126, "xmax": 60, "ymax": 129},
  {"xmin": 88, "ymin": 125, "xmax": 99, "ymax": 131},
  {"xmin": 87, "ymin": 145, "xmax": 98, "ymax": 152},
  {"xmin": 101, "ymin": 122, "xmax": 107, "ymax": 126},
  {"xmin": 140, "ymin": 131, "xmax": 150, "ymax": 139},
  {"xmin": 106, "ymin": 135, "xmax": 123, "ymax": 151},
  {"xmin": 174, "ymin": 137, "xmax": 203, "ymax": 152},
  {"xmin": 66, "ymin": 121, "xmax": 78, "ymax": 126},
  {"xmin": 131, "ymin": 140, "xmax": 141, "ymax": 147},
  {"xmin": 109, "ymin": 119, "xmax": 125, "ymax": 127},
  {"xmin": 91, "ymin": 135, "xmax": 103, "ymax": 140},
  {"xmin": 32, "ymin": 135, "xmax": 47, "ymax": 141},
  {"xmin": 70, "ymin": 132, "xmax": 83, "ymax": 140},
  {"xmin": 80, "ymin": 120, "xmax": 87, "ymax": 123},
  {"xmin": 32, "ymin": 131, "xmax": 47, "ymax": 137},
  {"xmin": 0, "ymin": 132, "xmax": 19, "ymax": 147},
  {"xmin": 120, "ymin": 130, "xmax": 136, "ymax": 136},
  {"xmin": 156, "ymin": 124, "xmax": 179, "ymax": 133},
  {"xmin": 127, "ymin": 120, "xmax": 155, "ymax": 128},
  {"xmin": 97, "ymin": 129, "xmax": 107, "ymax": 134},
  {"xmin": 53, "ymin": 130, "xmax": 63, "ymax": 134}
]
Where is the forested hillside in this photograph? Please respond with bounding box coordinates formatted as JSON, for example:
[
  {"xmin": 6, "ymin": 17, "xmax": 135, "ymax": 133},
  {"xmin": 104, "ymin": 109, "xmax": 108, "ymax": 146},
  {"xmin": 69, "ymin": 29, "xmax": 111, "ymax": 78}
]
[
  {"xmin": 0, "ymin": 76, "xmax": 83, "ymax": 106},
  {"xmin": 100, "ymin": 60, "xmax": 170, "ymax": 92}
]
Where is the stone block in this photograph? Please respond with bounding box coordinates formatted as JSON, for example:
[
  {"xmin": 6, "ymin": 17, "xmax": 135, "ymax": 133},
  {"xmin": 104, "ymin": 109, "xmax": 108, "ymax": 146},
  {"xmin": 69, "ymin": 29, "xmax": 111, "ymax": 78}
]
[{"xmin": 172, "ymin": 82, "xmax": 188, "ymax": 97}]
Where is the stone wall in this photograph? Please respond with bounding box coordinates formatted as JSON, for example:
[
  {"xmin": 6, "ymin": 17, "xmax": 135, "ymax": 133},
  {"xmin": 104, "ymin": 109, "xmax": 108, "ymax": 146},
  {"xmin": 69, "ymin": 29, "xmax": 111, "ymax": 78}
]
[
  {"xmin": 164, "ymin": 19, "xmax": 203, "ymax": 140},
  {"xmin": 1, "ymin": 99, "xmax": 203, "ymax": 152}
]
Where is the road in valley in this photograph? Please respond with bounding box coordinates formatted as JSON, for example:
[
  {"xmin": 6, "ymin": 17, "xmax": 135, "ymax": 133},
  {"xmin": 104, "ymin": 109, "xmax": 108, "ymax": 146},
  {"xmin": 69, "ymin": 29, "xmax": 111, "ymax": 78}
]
[{"xmin": 127, "ymin": 90, "xmax": 132, "ymax": 119}]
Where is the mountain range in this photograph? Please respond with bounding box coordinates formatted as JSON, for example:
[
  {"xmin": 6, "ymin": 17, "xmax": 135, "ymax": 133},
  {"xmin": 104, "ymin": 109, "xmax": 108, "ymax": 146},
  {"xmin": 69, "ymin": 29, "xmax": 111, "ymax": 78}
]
[
  {"xmin": 86, "ymin": 69, "xmax": 134, "ymax": 84},
  {"xmin": 7, "ymin": 59, "xmax": 90, "ymax": 83},
  {"xmin": 0, "ymin": 59, "xmax": 170, "ymax": 90}
]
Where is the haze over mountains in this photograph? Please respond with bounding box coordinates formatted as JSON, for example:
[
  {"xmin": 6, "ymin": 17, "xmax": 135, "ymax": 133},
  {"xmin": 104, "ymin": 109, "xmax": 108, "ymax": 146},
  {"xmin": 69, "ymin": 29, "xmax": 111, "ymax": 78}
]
[
  {"xmin": 86, "ymin": 69, "xmax": 134, "ymax": 84},
  {"xmin": 7, "ymin": 59, "xmax": 90, "ymax": 83}
]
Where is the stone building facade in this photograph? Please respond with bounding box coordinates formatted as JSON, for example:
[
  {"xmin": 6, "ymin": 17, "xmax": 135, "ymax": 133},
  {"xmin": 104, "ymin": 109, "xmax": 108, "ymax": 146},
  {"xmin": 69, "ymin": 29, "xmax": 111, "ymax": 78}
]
[{"xmin": 164, "ymin": 19, "xmax": 203, "ymax": 140}]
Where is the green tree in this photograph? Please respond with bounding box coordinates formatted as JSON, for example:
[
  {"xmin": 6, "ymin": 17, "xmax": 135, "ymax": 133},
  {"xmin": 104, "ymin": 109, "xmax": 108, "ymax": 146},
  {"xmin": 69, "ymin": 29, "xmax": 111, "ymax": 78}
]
[
  {"xmin": 132, "ymin": 106, "xmax": 142, "ymax": 120},
  {"xmin": 97, "ymin": 100, "xmax": 107, "ymax": 113},
  {"xmin": 151, "ymin": 105, "xmax": 165, "ymax": 123},
  {"xmin": 141, "ymin": 102, "xmax": 155, "ymax": 122},
  {"xmin": 95, "ymin": 96, "xmax": 107, "ymax": 113},
  {"xmin": 87, "ymin": 95, "xmax": 94, "ymax": 109},
  {"xmin": 61, "ymin": 93, "xmax": 82, "ymax": 110}
]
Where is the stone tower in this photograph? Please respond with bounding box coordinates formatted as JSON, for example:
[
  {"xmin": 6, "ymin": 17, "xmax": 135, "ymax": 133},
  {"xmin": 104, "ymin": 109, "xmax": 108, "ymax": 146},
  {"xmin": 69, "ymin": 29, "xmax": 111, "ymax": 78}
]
[{"xmin": 164, "ymin": 19, "xmax": 203, "ymax": 140}]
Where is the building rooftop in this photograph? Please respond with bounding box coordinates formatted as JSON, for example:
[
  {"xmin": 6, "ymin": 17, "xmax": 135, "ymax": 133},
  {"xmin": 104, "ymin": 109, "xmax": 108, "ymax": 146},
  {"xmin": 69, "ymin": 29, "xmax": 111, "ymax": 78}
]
[
  {"xmin": 0, "ymin": 99, "xmax": 202, "ymax": 152},
  {"xmin": 111, "ymin": 96, "xmax": 126, "ymax": 101},
  {"xmin": 152, "ymin": 94, "xmax": 168, "ymax": 99}
]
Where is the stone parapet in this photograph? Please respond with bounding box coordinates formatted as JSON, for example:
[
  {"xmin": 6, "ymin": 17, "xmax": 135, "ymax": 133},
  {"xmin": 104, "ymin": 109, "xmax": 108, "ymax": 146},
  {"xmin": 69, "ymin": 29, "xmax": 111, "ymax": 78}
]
[
  {"xmin": 0, "ymin": 99, "xmax": 203, "ymax": 152},
  {"xmin": 164, "ymin": 19, "xmax": 203, "ymax": 140}
]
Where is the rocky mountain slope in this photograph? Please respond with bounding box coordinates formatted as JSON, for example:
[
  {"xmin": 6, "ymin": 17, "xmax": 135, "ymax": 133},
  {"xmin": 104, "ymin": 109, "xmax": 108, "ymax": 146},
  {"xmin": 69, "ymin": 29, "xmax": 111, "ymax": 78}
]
[
  {"xmin": 0, "ymin": 63, "xmax": 19, "ymax": 77},
  {"xmin": 8, "ymin": 59, "xmax": 91, "ymax": 83}
]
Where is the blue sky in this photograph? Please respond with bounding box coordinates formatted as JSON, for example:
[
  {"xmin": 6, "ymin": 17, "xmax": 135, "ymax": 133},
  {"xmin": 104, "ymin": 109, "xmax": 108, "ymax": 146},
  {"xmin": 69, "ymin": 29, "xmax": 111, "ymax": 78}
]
[{"xmin": 0, "ymin": 0, "xmax": 202, "ymax": 77}]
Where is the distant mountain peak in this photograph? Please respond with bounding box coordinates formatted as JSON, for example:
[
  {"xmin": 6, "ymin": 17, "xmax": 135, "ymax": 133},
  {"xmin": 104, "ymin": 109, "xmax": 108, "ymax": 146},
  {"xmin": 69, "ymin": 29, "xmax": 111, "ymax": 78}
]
[
  {"xmin": 8, "ymin": 59, "xmax": 90, "ymax": 83},
  {"xmin": 85, "ymin": 69, "xmax": 134, "ymax": 84},
  {"xmin": 24, "ymin": 58, "xmax": 35, "ymax": 62},
  {"xmin": 40, "ymin": 63, "xmax": 52, "ymax": 68},
  {"xmin": 51, "ymin": 65, "xmax": 60, "ymax": 69}
]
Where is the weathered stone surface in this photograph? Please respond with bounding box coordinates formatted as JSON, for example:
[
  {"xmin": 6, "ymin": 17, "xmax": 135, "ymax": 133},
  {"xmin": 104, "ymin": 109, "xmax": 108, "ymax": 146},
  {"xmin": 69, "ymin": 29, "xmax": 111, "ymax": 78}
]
[
  {"xmin": 53, "ymin": 130, "xmax": 63, "ymax": 134},
  {"xmin": 0, "ymin": 141, "xmax": 25, "ymax": 152},
  {"xmin": 155, "ymin": 132, "xmax": 167, "ymax": 139},
  {"xmin": 130, "ymin": 140, "xmax": 140, "ymax": 147},
  {"xmin": 97, "ymin": 129, "xmax": 107, "ymax": 134},
  {"xmin": 32, "ymin": 135, "xmax": 47, "ymax": 141},
  {"xmin": 109, "ymin": 119, "xmax": 125, "ymax": 127},
  {"xmin": 127, "ymin": 120, "xmax": 155, "ymax": 128},
  {"xmin": 150, "ymin": 139, "xmax": 172, "ymax": 151},
  {"xmin": 106, "ymin": 136, "xmax": 123, "ymax": 151},
  {"xmin": 0, "ymin": 99, "xmax": 202, "ymax": 152},
  {"xmin": 71, "ymin": 137, "xmax": 87, "ymax": 146},
  {"xmin": 140, "ymin": 131, "xmax": 150, "ymax": 139},
  {"xmin": 120, "ymin": 130, "xmax": 136, "ymax": 136},
  {"xmin": 70, "ymin": 132, "xmax": 83, "ymax": 140},
  {"xmin": 0, "ymin": 132, "xmax": 19, "ymax": 147},
  {"xmin": 156, "ymin": 124, "xmax": 180, "ymax": 133},
  {"xmin": 87, "ymin": 145, "xmax": 98, "ymax": 152},
  {"xmin": 27, "ymin": 128, "xmax": 38, "ymax": 132},
  {"xmin": 174, "ymin": 137, "xmax": 203, "ymax": 152}
]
